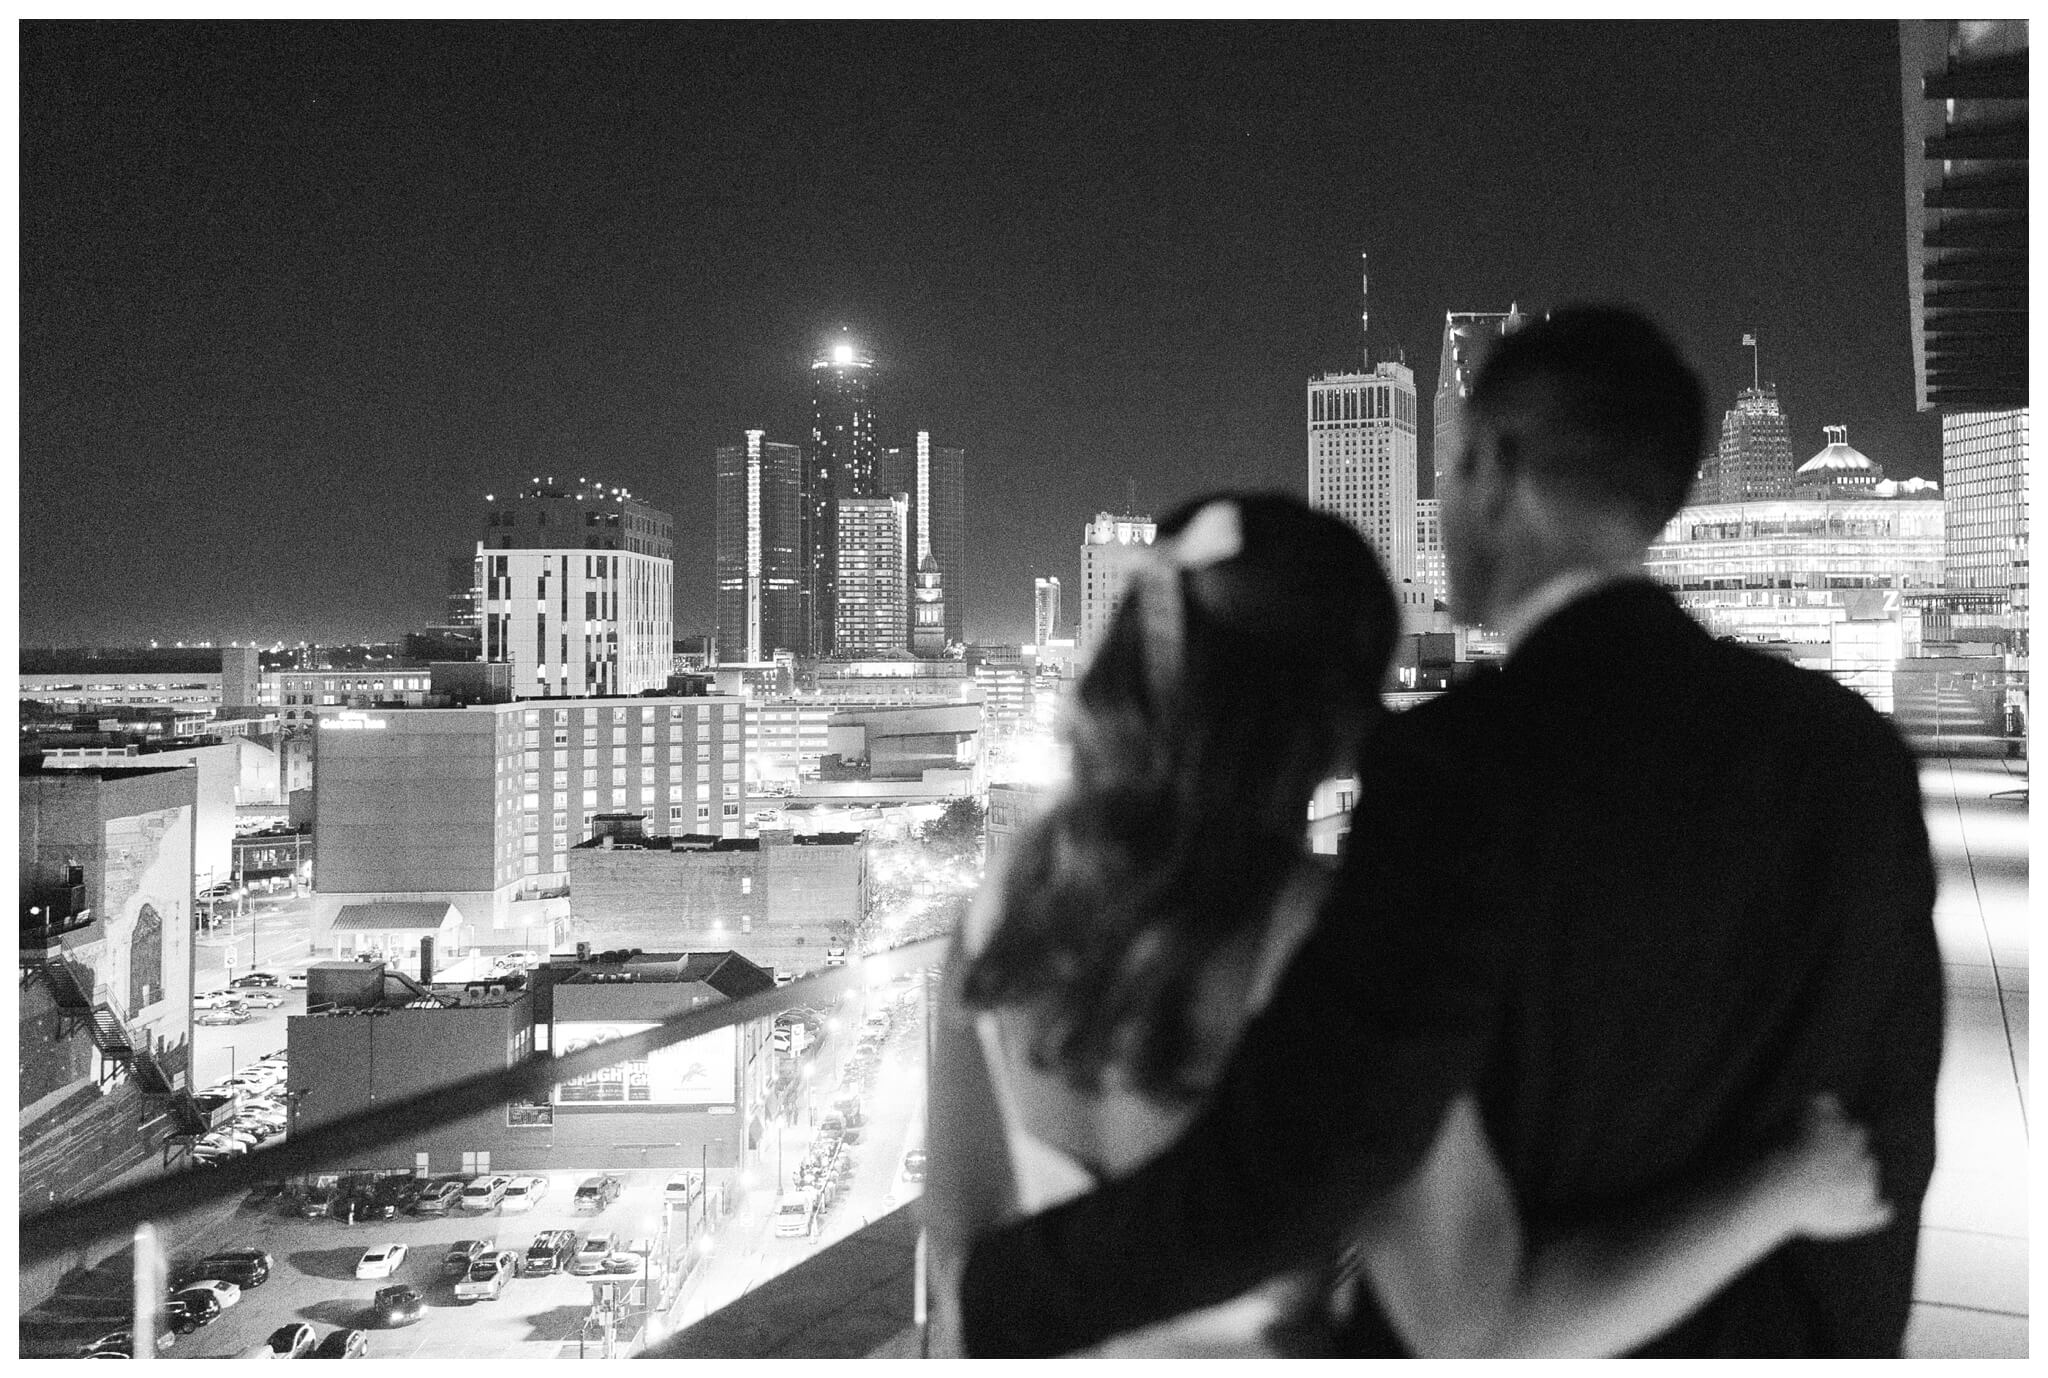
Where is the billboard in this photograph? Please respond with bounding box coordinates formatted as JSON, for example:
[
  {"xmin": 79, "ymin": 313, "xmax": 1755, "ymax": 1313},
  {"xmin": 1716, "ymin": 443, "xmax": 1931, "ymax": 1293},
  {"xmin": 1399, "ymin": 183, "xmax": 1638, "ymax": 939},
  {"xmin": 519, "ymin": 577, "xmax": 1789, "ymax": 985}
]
[{"xmin": 553, "ymin": 1022, "xmax": 736, "ymax": 1107}]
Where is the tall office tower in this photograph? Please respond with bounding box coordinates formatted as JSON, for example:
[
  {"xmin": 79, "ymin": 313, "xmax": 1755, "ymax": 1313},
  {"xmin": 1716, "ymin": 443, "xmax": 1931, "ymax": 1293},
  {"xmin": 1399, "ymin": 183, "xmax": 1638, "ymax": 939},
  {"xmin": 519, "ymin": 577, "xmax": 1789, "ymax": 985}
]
[
  {"xmin": 478, "ymin": 480, "xmax": 675, "ymax": 697},
  {"xmin": 1308, "ymin": 361, "xmax": 1420, "ymax": 583},
  {"xmin": 1433, "ymin": 308, "xmax": 1529, "ymax": 496},
  {"xmin": 911, "ymin": 554, "xmax": 947, "ymax": 657},
  {"xmin": 1901, "ymin": 21, "xmax": 2028, "ymax": 645},
  {"xmin": 834, "ymin": 495, "xmax": 910, "ymax": 657},
  {"xmin": 715, "ymin": 430, "xmax": 805, "ymax": 664},
  {"xmin": 1696, "ymin": 384, "xmax": 1795, "ymax": 502},
  {"xmin": 445, "ymin": 555, "xmax": 481, "ymax": 629},
  {"xmin": 879, "ymin": 431, "xmax": 968, "ymax": 648},
  {"xmin": 1078, "ymin": 512, "xmax": 1156, "ymax": 658},
  {"xmin": 1415, "ymin": 499, "xmax": 1445, "ymax": 602},
  {"xmin": 1033, "ymin": 576, "xmax": 1062, "ymax": 646},
  {"xmin": 1941, "ymin": 409, "xmax": 2030, "ymax": 632},
  {"xmin": 803, "ymin": 340, "xmax": 880, "ymax": 655}
]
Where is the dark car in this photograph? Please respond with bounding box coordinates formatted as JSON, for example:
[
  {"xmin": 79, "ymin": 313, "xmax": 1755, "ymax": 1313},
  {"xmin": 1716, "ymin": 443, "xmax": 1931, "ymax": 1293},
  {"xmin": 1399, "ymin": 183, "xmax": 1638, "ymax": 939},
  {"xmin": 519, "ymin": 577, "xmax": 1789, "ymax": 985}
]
[
  {"xmin": 315, "ymin": 1327, "xmax": 370, "ymax": 1358},
  {"xmin": 164, "ymin": 1292, "xmax": 221, "ymax": 1332},
  {"xmin": 442, "ymin": 1238, "xmax": 494, "ymax": 1279},
  {"xmin": 524, "ymin": 1229, "xmax": 578, "ymax": 1276},
  {"xmin": 375, "ymin": 1177, "xmax": 427, "ymax": 1211},
  {"xmin": 79, "ymin": 1328, "xmax": 175, "ymax": 1358},
  {"xmin": 301, "ymin": 1186, "xmax": 340, "ymax": 1219},
  {"xmin": 178, "ymin": 1250, "xmax": 271, "ymax": 1290},
  {"xmin": 369, "ymin": 1284, "xmax": 425, "ymax": 1328},
  {"xmin": 410, "ymin": 1179, "xmax": 465, "ymax": 1216},
  {"xmin": 243, "ymin": 1182, "xmax": 289, "ymax": 1211},
  {"xmin": 333, "ymin": 1188, "xmax": 393, "ymax": 1222},
  {"xmin": 266, "ymin": 1322, "xmax": 319, "ymax": 1358},
  {"xmin": 231, "ymin": 972, "xmax": 284, "ymax": 988},
  {"xmin": 572, "ymin": 1175, "xmax": 622, "ymax": 1213}
]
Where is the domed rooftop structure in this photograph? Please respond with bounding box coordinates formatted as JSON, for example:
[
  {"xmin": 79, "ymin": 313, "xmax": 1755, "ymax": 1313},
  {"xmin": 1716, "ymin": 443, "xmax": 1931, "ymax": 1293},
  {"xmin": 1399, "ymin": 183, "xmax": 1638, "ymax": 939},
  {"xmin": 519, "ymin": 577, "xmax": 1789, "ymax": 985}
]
[{"xmin": 1797, "ymin": 425, "xmax": 1885, "ymax": 482}]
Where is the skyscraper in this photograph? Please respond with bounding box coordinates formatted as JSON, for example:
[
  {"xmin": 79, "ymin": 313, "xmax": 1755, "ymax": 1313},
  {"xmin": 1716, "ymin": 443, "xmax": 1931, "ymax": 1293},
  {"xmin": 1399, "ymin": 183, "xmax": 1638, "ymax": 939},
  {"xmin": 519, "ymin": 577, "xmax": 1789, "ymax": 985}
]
[
  {"xmin": 1033, "ymin": 576, "xmax": 1062, "ymax": 647},
  {"xmin": 1078, "ymin": 511, "xmax": 1156, "ymax": 658},
  {"xmin": 1432, "ymin": 308, "xmax": 1529, "ymax": 497},
  {"xmin": 879, "ymin": 431, "xmax": 967, "ymax": 650},
  {"xmin": 1308, "ymin": 361, "xmax": 1419, "ymax": 584},
  {"xmin": 803, "ymin": 340, "xmax": 879, "ymax": 655},
  {"xmin": 1697, "ymin": 383, "xmax": 1795, "ymax": 502},
  {"xmin": 1415, "ymin": 499, "xmax": 1445, "ymax": 602},
  {"xmin": 478, "ymin": 480, "xmax": 674, "ymax": 697},
  {"xmin": 834, "ymin": 495, "xmax": 910, "ymax": 658},
  {"xmin": 1941, "ymin": 408, "xmax": 2030, "ymax": 635},
  {"xmin": 715, "ymin": 430, "xmax": 804, "ymax": 664}
]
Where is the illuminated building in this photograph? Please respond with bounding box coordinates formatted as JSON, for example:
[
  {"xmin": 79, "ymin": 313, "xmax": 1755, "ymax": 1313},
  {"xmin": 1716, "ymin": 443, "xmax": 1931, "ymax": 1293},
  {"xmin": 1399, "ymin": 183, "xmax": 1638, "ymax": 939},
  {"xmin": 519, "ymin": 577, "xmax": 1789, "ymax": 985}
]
[
  {"xmin": 1415, "ymin": 498, "xmax": 1445, "ymax": 604},
  {"xmin": 1790, "ymin": 425, "xmax": 1885, "ymax": 497},
  {"xmin": 1939, "ymin": 409, "xmax": 2030, "ymax": 639},
  {"xmin": 879, "ymin": 431, "xmax": 967, "ymax": 650},
  {"xmin": 803, "ymin": 340, "xmax": 879, "ymax": 655},
  {"xmin": 1432, "ymin": 307, "xmax": 1529, "ymax": 494},
  {"xmin": 715, "ymin": 431, "xmax": 805, "ymax": 664},
  {"xmin": 1698, "ymin": 384, "xmax": 1795, "ymax": 502},
  {"xmin": 1077, "ymin": 511, "xmax": 1156, "ymax": 659},
  {"xmin": 310, "ymin": 696, "xmax": 750, "ymax": 959},
  {"xmin": 1308, "ymin": 361, "xmax": 1419, "ymax": 584},
  {"xmin": 833, "ymin": 495, "xmax": 910, "ymax": 658},
  {"xmin": 1645, "ymin": 479, "xmax": 1944, "ymax": 710},
  {"xmin": 1033, "ymin": 576, "xmax": 1062, "ymax": 647},
  {"xmin": 478, "ymin": 480, "xmax": 674, "ymax": 698}
]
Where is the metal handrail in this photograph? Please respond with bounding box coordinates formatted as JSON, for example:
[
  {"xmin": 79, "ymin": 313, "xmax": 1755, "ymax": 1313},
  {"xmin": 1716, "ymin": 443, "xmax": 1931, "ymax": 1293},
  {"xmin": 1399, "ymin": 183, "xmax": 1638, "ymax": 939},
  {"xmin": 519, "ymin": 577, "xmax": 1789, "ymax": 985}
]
[{"xmin": 21, "ymin": 935, "xmax": 947, "ymax": 1265}]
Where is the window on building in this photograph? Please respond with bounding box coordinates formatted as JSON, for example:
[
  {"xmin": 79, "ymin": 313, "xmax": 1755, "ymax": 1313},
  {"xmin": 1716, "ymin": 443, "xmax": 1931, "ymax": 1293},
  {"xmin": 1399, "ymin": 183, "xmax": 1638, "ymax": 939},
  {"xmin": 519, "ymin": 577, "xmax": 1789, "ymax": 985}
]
[{"xmin": 722, "ymin": 803, "xmax": 740, "ymax": 818}]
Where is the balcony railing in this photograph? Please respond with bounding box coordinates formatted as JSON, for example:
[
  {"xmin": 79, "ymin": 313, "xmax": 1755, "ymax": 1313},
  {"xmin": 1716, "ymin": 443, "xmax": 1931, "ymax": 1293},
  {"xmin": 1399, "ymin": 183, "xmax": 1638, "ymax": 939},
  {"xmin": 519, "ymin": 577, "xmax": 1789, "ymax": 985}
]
[{"xmin": 20, "ymin": 934, "xmax": 947, "ymax": 1358}]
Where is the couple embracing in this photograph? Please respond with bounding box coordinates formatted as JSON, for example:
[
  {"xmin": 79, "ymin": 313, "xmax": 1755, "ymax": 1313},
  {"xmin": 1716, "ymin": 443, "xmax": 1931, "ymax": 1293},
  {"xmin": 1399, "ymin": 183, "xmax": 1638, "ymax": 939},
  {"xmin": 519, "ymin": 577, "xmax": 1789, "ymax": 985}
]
[{"xmin": 925, "ymin": 307, "xmax": 1942, "ymax": 1358}]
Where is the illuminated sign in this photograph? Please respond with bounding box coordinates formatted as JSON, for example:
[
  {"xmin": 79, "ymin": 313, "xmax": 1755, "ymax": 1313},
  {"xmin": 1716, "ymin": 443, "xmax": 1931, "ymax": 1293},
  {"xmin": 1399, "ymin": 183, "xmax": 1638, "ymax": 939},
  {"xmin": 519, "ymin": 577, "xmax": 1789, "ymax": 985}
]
[
  {"xmin": 320, "ymin": 712, "xmax": 388, "ymax": 731},
  {"xmin": 553, "ymin": 1022, "xmax": 736, "ymax": 1107}
]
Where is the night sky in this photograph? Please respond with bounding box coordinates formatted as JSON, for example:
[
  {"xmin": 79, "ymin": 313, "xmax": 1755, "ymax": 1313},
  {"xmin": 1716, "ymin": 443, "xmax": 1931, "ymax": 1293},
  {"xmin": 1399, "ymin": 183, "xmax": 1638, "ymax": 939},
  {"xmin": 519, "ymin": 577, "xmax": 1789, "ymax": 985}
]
[{"xmin": 20, "ymin": 20, "xmax": 1939, "ymax": 648}]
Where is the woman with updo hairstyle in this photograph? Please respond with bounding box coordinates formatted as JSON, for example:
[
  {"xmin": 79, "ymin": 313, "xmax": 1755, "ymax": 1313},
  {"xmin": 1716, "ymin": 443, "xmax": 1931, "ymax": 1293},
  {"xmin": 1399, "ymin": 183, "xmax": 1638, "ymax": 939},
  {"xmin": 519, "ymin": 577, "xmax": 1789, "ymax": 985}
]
[{"xmin": 926, "ymin": 492, "xmax": 1894, "ymax": 1358}]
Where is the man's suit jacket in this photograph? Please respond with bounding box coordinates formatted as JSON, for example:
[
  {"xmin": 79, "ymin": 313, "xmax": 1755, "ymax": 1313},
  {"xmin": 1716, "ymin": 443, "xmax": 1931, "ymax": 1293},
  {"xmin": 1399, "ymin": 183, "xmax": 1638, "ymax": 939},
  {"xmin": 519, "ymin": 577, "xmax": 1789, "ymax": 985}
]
[{"xmin": 959, "ymin": 580, "xmax": 1943, "ymax": 1357}]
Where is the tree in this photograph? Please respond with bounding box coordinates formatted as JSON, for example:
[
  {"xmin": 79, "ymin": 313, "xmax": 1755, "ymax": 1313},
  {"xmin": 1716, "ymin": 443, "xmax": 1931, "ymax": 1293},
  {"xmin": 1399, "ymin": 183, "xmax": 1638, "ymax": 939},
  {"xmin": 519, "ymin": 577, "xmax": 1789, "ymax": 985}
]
[{"xmin": 919, "ymin": 797, "xmax": 985, "ymax": 866}]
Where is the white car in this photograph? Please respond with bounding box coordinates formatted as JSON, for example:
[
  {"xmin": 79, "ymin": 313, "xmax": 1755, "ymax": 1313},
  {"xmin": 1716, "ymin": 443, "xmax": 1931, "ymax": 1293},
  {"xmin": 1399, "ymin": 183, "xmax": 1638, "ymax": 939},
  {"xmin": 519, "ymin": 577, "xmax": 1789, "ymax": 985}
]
[
  {"xmin": 354, "ymin": 1243, "xmax": 408, "ymax": 1279},
  {"xmin": 236, "ymin": 991, "xmax": 286, "ymax": 1009},
  {"xmin": 497, "ymin": 1176, "xmax": 547, "ymax": 1213},
  {"xmin": 285, "ymin": 972, "xmax": 308, "ymax": 990},
  {"xmin": 194, "ymin": 991, "xmax": 246, "ymax": 1010},
  {"xmin": 177, "ymin": 1279, "xmax": 243, "ymax": 1310}
]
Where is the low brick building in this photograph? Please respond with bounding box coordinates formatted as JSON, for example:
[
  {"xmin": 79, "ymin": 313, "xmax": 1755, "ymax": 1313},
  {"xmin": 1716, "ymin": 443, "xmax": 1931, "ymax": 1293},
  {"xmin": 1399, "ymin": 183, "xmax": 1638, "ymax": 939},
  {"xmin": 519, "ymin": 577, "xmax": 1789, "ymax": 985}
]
[{"xmin": 566, "ymin": 829, "xmax": 866, "ymax": 979}]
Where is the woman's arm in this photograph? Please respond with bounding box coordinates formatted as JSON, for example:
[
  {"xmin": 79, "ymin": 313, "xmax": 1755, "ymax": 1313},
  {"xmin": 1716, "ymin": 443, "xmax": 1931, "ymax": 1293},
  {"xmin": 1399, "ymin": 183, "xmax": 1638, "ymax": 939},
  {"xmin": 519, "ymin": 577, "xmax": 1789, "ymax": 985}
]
[{"xmin": 1362, "ymin": 1093, "xmax": 1891, "ymax": 1358}]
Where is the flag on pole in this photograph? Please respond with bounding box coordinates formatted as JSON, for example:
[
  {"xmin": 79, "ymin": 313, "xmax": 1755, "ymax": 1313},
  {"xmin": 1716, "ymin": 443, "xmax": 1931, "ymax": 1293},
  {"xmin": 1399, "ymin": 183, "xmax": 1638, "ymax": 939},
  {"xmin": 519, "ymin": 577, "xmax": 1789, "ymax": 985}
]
[{"xmin": 1741, "ymin": 334, "xmax": 1756, "ymax": 346}]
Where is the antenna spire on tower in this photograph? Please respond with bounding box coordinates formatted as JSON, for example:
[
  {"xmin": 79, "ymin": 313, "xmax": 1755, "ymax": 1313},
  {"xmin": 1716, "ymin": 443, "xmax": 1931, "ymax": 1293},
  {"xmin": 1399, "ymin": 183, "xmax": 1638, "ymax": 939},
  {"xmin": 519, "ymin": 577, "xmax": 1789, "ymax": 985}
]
[{"xmin": 1360, "ymin": 251, "xmax": 1371, "ymax": 370}]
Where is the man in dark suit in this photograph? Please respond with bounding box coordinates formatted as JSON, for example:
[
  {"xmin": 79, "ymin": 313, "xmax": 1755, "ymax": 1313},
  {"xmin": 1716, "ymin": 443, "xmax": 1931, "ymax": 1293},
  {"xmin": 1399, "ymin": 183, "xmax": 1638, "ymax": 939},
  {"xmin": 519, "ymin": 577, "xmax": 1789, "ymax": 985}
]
[{"xmin": 954, "ymin": 306, "xmax": 1943, "ymax": 1356}]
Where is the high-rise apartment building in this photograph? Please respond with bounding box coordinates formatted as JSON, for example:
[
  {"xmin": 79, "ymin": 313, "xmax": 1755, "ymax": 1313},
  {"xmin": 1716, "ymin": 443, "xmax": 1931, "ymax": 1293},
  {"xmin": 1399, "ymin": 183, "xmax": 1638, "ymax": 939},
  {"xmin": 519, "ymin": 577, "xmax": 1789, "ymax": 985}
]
[
  {"xmin": 1078, "ymin": 512, "xmax": 1156, "ymax": 657},
  {"xmin": 1308, "ymin": 361, "xmax": 1419, "ymax": 583},
  {"xmin": 834, "ymin": 495, "xmax": 910, "ymax": 658},
  {"xmin": 878, "ymin": 431, "xmax": 967, "ymax": 650},
  {"xmin": 1941, "ymin": 409, "xmax": 2030, "ymax": 633},
  {"xmin": 1415, "ymin": 499, "xmax": 1445, "ymax": 602},
  {"xmin": 1696, "ymin": 385, "xmax": 1795, "ymax": 502},
  {"xmin": 1033, "ymin": 576, "xmax": 1062, "ymax": 647},
  {"xmin": 715, "ymin": 431, "xmax": 804, "ymax": 664},
  {"xmin": 803, "ymin": 341, "xmax": 879, "ymax": 655},
  {"xmin": 478, "ymin": 481, "xmax": 674, "ymax": 698},
  {"xmin": 1433, "ymin": 308, "xmax": 1529, "ymax": 496}
]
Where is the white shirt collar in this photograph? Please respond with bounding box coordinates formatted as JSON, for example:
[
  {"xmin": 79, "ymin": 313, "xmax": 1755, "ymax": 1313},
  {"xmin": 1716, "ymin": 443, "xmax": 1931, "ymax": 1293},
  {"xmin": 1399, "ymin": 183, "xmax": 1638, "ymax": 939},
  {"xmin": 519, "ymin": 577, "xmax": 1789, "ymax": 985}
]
[{"xmin": 1495, "ymin": 566, "xmax": 1647, "ymax": 654}]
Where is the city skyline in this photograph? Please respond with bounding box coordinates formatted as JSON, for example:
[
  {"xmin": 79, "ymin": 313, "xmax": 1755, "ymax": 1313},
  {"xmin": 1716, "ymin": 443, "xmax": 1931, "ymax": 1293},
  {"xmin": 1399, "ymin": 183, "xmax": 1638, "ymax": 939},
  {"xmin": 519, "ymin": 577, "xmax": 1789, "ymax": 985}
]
[{"xmin": 21, "ymin": 21, "xmax": 1944, "ymax": 647}]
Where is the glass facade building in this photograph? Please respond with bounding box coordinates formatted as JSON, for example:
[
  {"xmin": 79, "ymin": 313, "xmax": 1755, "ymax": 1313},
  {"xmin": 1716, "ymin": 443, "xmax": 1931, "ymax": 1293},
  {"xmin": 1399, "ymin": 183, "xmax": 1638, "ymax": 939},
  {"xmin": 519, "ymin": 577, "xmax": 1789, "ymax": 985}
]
[
  {"xmin": 715, "ymin": 431, "xmax": 805, "ymax": 664},
  {"xmin": 1941, "ymin": 408, "xmax": 2029, "ymax": 635},
  {"xmin": 804, "ymin": 344, "xmax": 879, "ymax": 655},
  {"xmin": 878, "ymin": 431, "xmax": 966, "ymax": 649}
]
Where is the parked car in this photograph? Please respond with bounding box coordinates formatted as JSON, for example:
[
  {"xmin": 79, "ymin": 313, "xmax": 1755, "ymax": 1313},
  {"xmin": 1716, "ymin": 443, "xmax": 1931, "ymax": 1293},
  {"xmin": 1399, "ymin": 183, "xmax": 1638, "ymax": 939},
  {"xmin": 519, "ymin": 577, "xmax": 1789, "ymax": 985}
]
[
  {"xmin": 176, "ymin": 1279, "xmax": 242, "ymax": 1311},
  {"xmin": 443, "ymin": 1239, "xmax": 495, "ymax": 1279},
  {"xmin": 354, "ymin": 1243, "xmax": 408, "ymax": 1279},
  {"xmin": 235, "ymin": 990, "xmax": 286, "ymax": 1010},
  {"xmin": 164, "ymin": 1292, "xmax": 221, "ymax": 1331},
  {"xmin": 243, "ymin": 1181, "xmax": 289, "ymax": 1209},
  {"xmin": 497, "ymin": 1175, "xmax": 547, "ymax": 1213},
  {"xmin": 315, "ymin": 1328, "xmax": 370, "ymax": 1359},
  {"xmin": 196, "ymin": 1008, "xmax": 253, "ymax": 1027},
  {"xmin": 572, "ymin": 1175, "xmax": 621, "ymax": 1213},
  {"xmin": 524, "ymin": 1229, "xmax": 578, "ymax": 1276},
  {"xmin": 285, "ymin": 972, "xmax": 309, "ymax": 989},
  {"xmin": 773, "ymin": 1190, "xmax": 819, "ymax": 1238},
  {"xmin": 194, "ymin": 990, "xmax": 247, "ymax": 1010},
  {"xmin": 453, "ymin": 1250, "xmax": 521, "ymax": 1301},
  {"xmin": 179, "ymin": 1249, "xmax": 271, "ymax": 1290},
  {"xmin": 662, "ymin": 1174, "xmax": 703, "ymax": 1207},
  {"xmin": 567, "ymin": 1233, "xmax": 615, "ymax": 1276},
  {"xmin": 265, "ymin": 1322, "xmax": 319, "ymax": 1358},
  {"xmin": 460, "ymin": 1174, "xmax": 512, "ymax": 1210},
  {"xmin": 79, "ymin": 1328, "xmax": 175, "ymax": 1358},
  {"xmin": 410, "ymin": 1180, "xmax": 464, "ymax": 1216},
  {"xmin": 231, "ymin": 972, "xmax": 284, "ymax": 988},
  {"xmin": 301, "ymin": 1186, "xmax": 341, "ymax": 1219},
  {"xmin": 368, "ymin": 1284, "xmax": 425, "ymax": 1328},
  {"xmin": 373, "ymin": 1177, "xmax": 426, "ymax": 1212}
]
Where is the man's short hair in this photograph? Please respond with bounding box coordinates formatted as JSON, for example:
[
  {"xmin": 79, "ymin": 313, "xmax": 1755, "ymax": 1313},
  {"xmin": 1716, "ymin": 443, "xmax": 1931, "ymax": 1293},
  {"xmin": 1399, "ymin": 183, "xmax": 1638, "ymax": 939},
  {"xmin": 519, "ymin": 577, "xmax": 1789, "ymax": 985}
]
[{"xmin": 1467, "ymin": 305, "xmax": 1707, "ymax": 533}]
